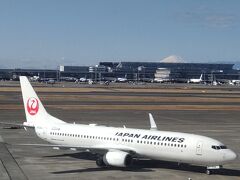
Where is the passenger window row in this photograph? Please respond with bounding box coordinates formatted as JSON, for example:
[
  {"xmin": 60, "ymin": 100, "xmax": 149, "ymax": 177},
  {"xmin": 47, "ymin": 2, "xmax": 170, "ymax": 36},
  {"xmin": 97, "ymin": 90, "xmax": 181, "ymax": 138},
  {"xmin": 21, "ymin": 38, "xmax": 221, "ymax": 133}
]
[
  {"xmin": 50, "ymin": 132, "xmax": 186, "ymax": 148},
  {"xmin": 50, "ymin": 132, "xmax": 120, "ymax": 141},
  {"xmin": 137, "ymin": 140, "xmax": 187, "ymax": 148},
  {"xmin": 122, "ymin": 139, "xmax": 133, "ymax": 143}
]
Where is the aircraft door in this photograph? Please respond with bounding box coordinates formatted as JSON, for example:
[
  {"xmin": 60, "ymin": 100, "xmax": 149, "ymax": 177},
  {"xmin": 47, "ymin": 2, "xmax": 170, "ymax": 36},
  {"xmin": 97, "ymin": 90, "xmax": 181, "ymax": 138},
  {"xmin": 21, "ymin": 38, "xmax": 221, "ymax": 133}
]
[
  {"xmin": 42, "ymin": 127, "xmax": 47, "ymax": 139},
  {"xmin": 35, "ymin": 125, "xmax": 48, "ymax": 140},
  {"xmin": 41, "ymin": 126, "xmax": 48, "ymax": 140},
  {"xmin": 196, "ymin": 141, "xmax": 203, "ymax": 155}
]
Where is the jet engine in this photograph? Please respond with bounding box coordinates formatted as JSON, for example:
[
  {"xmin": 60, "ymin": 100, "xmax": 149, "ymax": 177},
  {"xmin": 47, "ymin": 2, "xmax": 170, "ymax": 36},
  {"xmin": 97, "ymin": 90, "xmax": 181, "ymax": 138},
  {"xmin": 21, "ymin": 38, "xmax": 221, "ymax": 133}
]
[{"xmin": 103, "ymin": 151, "xmax": 132, "ymax": 167}]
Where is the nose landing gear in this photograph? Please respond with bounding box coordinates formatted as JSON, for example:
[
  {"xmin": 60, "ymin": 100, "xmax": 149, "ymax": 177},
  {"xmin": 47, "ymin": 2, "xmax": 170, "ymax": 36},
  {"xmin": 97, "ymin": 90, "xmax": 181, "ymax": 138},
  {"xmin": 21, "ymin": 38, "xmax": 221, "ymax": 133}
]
[
  {"xmin": 206, "ymin": 165, "xmax": 222, "ymax": 175},
  {"xmin": 206, "ymin": 169, "xmax": 212, "ymax": 175}
]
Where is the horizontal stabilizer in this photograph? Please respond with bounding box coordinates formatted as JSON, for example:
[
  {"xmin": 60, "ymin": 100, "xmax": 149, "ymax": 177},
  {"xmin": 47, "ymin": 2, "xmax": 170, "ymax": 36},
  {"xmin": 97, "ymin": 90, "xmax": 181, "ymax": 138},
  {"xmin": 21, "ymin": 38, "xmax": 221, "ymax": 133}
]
[
  {"xmin": 0, "ymin": 121, "xmax": 34, "ymax": 128},
  {"xmin": 13, "ymin": 143, "xmax": 136, "ymax": 155}
]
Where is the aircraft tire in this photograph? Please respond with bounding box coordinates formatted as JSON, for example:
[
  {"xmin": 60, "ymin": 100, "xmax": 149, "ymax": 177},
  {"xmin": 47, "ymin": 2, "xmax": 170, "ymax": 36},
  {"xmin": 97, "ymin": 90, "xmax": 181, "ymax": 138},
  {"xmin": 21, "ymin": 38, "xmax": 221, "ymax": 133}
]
[
  {"xmin": 206, "ymin": 169, "xmax": 212, "ymax": 175},
  {"xmin": 96, "ymin": 157, "xmax": 106, "ymax": 167}
]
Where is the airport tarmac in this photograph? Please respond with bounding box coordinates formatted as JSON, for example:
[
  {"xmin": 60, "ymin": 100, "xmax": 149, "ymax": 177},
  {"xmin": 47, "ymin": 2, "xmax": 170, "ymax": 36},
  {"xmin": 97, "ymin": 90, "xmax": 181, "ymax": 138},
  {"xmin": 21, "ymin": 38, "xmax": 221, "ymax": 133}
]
[{"xmin": 0, "ymin": 82, "xmax": 239, "ymax": 180}]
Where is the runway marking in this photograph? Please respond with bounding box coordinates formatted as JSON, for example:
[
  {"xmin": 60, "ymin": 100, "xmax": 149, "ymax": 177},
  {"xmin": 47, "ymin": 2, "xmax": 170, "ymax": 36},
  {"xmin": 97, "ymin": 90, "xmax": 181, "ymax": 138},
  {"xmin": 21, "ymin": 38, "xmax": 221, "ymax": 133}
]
[
  {"xmin": 0, "ymin": 136, "xmax": 28, "ymax": 180},
  {"xmin": 0, "ymin": 160, "xmax": 9, "ymax": 180}
]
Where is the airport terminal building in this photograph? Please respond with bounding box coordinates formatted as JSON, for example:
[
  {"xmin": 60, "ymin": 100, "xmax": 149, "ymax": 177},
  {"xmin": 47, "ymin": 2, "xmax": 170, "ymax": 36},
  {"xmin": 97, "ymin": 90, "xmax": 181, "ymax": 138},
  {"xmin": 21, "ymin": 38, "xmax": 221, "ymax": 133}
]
[
  {"xmin": 0, "ymin": 61, "xmax": 239, "ymax": 82},
  {"xmin": 56, "ymin": 62, "xmax": 239, "ymax": 82},
  {"xmin": 99, "ymin": 62, "xmax": 239, "ymax": 82}
]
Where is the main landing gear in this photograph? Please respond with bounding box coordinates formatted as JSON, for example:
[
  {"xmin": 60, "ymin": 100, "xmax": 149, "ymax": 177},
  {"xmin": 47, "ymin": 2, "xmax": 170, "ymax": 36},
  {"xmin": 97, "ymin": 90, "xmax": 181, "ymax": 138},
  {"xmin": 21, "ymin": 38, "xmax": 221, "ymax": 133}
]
[{"xmin": 96, "ymin": 156, "xmax": 106, "ymax": 167}]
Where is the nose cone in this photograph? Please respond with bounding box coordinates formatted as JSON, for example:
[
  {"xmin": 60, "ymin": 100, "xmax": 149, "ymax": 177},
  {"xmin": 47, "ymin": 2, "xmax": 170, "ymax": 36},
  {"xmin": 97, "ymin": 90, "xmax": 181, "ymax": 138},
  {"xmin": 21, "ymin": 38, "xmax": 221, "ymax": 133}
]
[{"xmin": 225, "ymin": 150, "xmax": 237, "ymax": 162}]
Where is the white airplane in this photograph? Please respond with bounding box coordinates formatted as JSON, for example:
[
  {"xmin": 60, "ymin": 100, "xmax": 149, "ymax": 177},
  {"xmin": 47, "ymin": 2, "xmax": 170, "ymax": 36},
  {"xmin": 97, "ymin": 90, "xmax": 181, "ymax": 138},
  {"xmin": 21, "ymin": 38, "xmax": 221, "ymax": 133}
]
[
  {"xmin": 153, "ymin": 78, "xmax": 170, "ymax": 83},
  {"xmin": 6, "ymin": 76, "xmax": 237, "ymax": 175},
  {"xmin": 229, "ymin": 80, "xmax": 240, "ymax": 85},
  {"xmin": 79, "ymin": 77, "xmax": 87, "ymax": 82},
  {"xmin": 188, "ymin": 74, "xmax": 203, "ymax": 83},
  {"xmin": 116, "ymin": 77, "xmax": 127, "ymax": 82},
  {"xmin": 116, "ymin": 74, "xmax": 128, "ymax": 82},
  {"xmin": 29, "ymin": 76, "xmax": 40, "ymax": 82}
]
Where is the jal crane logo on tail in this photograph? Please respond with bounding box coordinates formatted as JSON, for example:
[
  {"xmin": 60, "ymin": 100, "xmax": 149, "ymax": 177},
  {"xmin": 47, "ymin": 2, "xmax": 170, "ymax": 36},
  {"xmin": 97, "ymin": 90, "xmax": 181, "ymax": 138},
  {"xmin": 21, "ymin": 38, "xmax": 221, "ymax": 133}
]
[{"xmin": 27, "ymin": 97, "xmax": 39, "ymax": 115}]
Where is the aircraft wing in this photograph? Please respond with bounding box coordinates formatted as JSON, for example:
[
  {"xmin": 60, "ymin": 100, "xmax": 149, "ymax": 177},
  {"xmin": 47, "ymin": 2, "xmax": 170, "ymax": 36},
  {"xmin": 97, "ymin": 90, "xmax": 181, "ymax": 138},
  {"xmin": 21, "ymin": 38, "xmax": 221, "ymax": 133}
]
[{"xmin": 13, "ymin": 143, "xmax": 137, "ymax": 155}]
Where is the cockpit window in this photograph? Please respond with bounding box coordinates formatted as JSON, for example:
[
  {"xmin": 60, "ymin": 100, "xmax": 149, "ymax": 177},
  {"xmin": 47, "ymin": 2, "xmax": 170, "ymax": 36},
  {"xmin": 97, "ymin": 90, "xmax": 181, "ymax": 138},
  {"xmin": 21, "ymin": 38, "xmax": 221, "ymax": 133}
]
[
  {"xmin": 220, "ymin": 145, "xmax": 227, "ymax": 149},
  {"xmin": 212, "ymin": 145, "xmax": 217, "ymax": 150},
  {"xmin": 212, "ymin": 146, "xmax": 220, "ymax": 150},
  {"xmin": 212, "ymin": 145, "xmax": 228, "ymax": 150}
]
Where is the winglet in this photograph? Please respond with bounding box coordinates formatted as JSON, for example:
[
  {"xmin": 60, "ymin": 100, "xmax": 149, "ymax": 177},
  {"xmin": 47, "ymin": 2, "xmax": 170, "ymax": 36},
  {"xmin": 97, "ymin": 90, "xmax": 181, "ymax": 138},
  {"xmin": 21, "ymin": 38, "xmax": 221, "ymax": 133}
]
[{"xmin": 149, "ymin": 113, "xmax": 157, "ymax": 130}]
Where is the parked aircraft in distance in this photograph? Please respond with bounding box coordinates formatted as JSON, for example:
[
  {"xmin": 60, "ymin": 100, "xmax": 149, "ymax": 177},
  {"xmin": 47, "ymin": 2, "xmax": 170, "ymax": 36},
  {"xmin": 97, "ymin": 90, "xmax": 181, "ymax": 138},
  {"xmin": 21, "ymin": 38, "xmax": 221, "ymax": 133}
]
[
  {"xmin": 38, "ymin": 78, "xmax": 56, "ymax": 84},
  {"xmin": 60, "ymin": 77, "xmax": 77, "ymax": 82},
  {"xmin": 116, "ymin": 77, "xmax": 128, "ymax": 82},
  {"xmin": 229, "ymin": 80, "xmax": 240, "ymax": 85},
  {"xmin": 29, "ymin": 76, "xmax": 40, "ymax": 82},
  {"xmin": 79, "ymin": 77, "xmax": 87, "ymax": 82},
  {"xmin": 75, "ymin": 77, "xmax": 96, "ymax": 84},
  {"xmin": 153, "ymin": 78, "xmax": 170, "ymax": 83},
  {"xmin": 116, "ymin": 74, "xmax": 128, "ymax": 82},
  {"xmin": 3, "ymin": 76, "xmax": 237, "ymax": 175},
  {"xmin": 188, "ymin": 74, "xmax": 203, "ymax": 83}
]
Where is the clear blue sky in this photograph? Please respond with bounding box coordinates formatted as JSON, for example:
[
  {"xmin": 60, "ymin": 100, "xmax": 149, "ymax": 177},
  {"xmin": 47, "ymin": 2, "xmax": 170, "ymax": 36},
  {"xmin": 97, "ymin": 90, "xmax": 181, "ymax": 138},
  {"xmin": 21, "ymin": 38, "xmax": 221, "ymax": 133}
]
[{"xmin": 0, "ymin": 0, "xmax": 239, "ymax": 68}]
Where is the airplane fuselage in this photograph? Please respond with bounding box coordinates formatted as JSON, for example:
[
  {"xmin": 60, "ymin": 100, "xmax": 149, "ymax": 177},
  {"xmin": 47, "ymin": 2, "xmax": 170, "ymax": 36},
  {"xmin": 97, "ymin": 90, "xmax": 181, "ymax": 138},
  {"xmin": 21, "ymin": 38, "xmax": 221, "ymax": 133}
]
[{"xmin": 35, "ymin": 122, "xmax": 236, "ymax": 166}]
